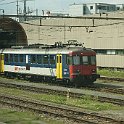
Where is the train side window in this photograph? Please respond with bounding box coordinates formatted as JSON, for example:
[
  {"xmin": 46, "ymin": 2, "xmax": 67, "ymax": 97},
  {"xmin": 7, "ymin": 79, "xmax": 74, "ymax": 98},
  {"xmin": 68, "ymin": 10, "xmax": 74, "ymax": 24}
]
[
  {"xmin": 10, "ymin": 54, "xmax": 13, "ymax": 63},
  {"xmin": 5, "ymin": 54, "xmax": 9, "ymax": 63},
  {"xmin": 14, "ymin": 54, "xmax": 18, "ymax": 63},
  {"xmin": 43, "ymin": 55, "xmax": 48, "ymax": 64},
  {"xmin": 31, "ymin": 55, "xmax": 36, "ymax": 64},
  {"xmin": 37, "ymin": 55, "xmax": 42, "ymax": 64},
  {"xmin": 50, "ymin": 55, "xmax": 55, "ymax": 64},
  {"xmin": 73, "ymin": 56, "xmax": 80, "ymax": 65},
  {"xmin": 66, "ymin": 56, "xmax": 72, "ymax": 65},
  {"xmin": 19, "ymin": 54, "xmax": 24, "ymax": 63}
]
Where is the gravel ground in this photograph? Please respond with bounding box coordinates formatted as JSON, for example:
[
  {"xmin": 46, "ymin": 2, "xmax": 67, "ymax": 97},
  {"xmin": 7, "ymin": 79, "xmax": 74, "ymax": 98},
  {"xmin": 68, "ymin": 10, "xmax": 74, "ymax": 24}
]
[{"xmin": 95, "ymin": 80, "xmax": 124, "ymax": 89}]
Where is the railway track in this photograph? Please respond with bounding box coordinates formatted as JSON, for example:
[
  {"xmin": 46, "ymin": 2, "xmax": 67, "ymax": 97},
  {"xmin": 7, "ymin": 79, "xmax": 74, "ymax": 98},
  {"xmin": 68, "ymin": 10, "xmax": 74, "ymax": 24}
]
[
  {"xmin": 0, "ymin": 81, "xmax": 124, "ymax": 106},
  {"xmin": 0, "ymin": 94, "xmax": 123, "ymax": 124},
  {"xmin": 1, "ymin": 75, "xmax": 124, "ymax": 95},
  {"xmin": 85, "ymin": 85, "xmax": 124, "ymax": 95},
  {"xmin": 100, "ymin": 76, "xmax": 124, "ymax": 82}
]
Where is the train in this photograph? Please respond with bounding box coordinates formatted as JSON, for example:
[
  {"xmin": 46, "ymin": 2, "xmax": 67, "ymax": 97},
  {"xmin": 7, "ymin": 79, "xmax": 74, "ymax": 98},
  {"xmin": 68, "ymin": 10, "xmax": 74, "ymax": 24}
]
[{"xmin": 0, "ymin": 41, "xmax": 100, "ymax": 87}]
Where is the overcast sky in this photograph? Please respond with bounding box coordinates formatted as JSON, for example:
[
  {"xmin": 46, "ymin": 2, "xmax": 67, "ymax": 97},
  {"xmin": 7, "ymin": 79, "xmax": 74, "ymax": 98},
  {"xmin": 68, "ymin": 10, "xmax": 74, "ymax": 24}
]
[{"xmin": 0, "ymin": 0, "xmax": 124, "ymax": 15}]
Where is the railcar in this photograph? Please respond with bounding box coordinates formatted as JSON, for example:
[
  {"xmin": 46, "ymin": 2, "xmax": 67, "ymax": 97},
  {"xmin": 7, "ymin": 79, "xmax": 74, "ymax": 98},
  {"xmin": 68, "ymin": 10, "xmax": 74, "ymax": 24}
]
[{"xmin": 0, "ymin": 41, "xmax": 100, "ymax": 86}]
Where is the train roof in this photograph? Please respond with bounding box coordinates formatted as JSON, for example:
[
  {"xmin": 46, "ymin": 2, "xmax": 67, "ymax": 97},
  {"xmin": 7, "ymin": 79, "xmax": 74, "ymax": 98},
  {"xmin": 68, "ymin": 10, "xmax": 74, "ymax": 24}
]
[{"xmin": 0, "ymin": 41, "xmax": 95, "ymax": 54}]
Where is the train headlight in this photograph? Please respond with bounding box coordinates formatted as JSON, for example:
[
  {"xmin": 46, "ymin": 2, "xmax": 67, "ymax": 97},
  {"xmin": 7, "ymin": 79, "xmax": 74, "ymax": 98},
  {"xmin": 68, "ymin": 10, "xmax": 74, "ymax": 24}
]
[{"xmin": 92, "ymin": 69, "xmax": 96, "ymax": 73}]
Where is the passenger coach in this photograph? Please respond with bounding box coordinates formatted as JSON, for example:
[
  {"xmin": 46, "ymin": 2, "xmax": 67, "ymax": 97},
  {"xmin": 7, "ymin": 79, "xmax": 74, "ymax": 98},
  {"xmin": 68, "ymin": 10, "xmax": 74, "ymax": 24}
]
[{"xmin": 0, "ymin": 41, "xmax": 100, "ymax": 86}]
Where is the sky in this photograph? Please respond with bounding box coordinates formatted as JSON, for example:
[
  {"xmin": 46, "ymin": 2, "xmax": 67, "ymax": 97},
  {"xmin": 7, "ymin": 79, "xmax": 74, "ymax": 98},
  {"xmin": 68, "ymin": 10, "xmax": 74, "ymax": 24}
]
[{"xmin": 0, "ymin": 0, "xmax": 124, "ymax": 15}]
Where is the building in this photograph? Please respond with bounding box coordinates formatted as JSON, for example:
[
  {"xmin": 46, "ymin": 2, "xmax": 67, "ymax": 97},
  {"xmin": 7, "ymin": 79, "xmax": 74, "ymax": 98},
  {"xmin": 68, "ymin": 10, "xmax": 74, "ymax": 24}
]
[
  {"xmin": 69, "ymin": 3, "xmax": 117, "ymax": 16},
  {"xmin": 116, "ymin": 4, "xmax": 124, "ymax": 11}
]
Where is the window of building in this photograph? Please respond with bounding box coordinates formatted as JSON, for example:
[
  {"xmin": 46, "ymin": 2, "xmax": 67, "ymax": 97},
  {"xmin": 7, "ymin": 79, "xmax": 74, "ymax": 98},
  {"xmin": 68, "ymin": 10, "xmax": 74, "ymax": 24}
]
[
  {"xmin": 95, "ymin": 50, "xmax": 107, "ymax": 54},
  {"xmin": 107, "ymin": 50, "xmax": 115, "ymax": 55},
  {"xmin": 83, "ymin": 6, "xmax": 86, "ymax": 14},
  {"xmin": 117, "ymin": 7, "xmax": 120, "ymax": 10},
  {"xmin": 102, "ymin": 6, "xmax": 107, "ymax": 10},
  {"xmin": 90, "ymin": 6, "xmax": 93, "ymax": 10},
  {"xmin": 116, "ymin": 50, "xmax": 124, "ymax": 55},
  {"xmin": 94, "ymin": 49, "xmax": 124, "ymax": 55},
  {"xmin": 98, "ymin": 6, "xmax": 101, "ymax": 9}
]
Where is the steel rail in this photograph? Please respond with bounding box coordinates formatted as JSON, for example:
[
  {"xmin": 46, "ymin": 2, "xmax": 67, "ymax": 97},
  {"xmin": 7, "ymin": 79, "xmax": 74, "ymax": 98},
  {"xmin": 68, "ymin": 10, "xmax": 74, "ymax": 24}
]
[
  {"xmin": 0, "ymin": 94, "xmax": 123, "ymax": 124},
  {"xmin": 100, "ymin": 77, "xmax": 124, "ymax": 82},
  {"xmin": 0, "ymin": 81, "xmax": 123, "ymax": 106}
]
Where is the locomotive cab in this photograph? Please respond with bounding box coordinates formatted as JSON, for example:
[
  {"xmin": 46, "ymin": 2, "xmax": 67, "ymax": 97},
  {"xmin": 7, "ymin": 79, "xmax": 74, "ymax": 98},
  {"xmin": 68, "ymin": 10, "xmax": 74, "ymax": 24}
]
[{"xmin": 67, "ymin": 49, "xmax": 100, "ymax": 86}]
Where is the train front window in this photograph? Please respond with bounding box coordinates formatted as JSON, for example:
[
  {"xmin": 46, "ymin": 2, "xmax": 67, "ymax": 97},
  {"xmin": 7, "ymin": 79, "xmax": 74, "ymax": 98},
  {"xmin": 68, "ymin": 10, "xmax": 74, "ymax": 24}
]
[
  {"xmin": 82, "ymin": 56, "xmax": 89, "ymax": 65},
  {"xmin": 91, "ymin": 56, "xmax": 96, "ymax": 65},
  {"xmin": 73, "ymin": 56, "xmax": 80, "ymax": 65}
]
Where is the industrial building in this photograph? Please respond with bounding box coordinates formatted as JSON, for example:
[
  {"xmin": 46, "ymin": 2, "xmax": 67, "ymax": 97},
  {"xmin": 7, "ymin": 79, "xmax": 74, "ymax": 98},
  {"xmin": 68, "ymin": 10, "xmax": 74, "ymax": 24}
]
[{"xmin": 69, "ymin": 3, "xmax": 123, "ymax": 16}]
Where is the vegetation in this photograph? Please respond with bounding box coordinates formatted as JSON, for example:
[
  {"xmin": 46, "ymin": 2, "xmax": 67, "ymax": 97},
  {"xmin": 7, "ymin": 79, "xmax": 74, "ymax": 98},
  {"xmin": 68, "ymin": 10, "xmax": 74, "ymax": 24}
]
[
  {"xmin": 0, "ymin": 87, "xmax": 123, "ymax": 112},
  {"xmin": 98, "ymin": 69, "xmax": 124, "ymax": 78},
  {"xmin": 0, "ymin": 107, "xmax": 65, "ymax": 124}
]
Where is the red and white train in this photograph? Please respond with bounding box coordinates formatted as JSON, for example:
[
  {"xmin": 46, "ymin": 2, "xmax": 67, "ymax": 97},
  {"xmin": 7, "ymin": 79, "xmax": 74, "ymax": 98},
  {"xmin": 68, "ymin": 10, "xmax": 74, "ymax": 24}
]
[{"xmin": 0, "ymin": 41, "xmax": 100, "ymax": 87}]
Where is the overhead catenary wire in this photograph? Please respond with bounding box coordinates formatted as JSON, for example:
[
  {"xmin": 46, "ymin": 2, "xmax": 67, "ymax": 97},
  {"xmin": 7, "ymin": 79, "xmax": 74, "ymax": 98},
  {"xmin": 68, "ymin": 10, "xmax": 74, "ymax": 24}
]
[
  {"xmin": 20, "ymin": 18, "xmax": 124, "ymax": 28},
  {"xmin": 0, "ymin": 0, "xmax": 24, "ymax": 5}
]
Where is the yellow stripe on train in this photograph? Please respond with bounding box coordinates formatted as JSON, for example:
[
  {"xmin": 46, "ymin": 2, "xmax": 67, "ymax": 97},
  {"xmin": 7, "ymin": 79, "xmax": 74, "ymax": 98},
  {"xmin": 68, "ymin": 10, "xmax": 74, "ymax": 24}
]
[
  {"xmin": 56, "ymin": 54, "xmax": 62, "ymax": 79},
  {"xmin": 0, "ymin": 54, "xmax": 4, "ymax": 73}
]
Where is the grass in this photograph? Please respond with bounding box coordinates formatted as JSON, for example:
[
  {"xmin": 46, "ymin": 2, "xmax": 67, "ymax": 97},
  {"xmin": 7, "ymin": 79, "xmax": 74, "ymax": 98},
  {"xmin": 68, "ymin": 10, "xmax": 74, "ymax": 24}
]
[
  {"xmin": 98, "ymin": 69, "xmax": 124, "ymax": 78},
  {"xmin": 0, "ymin": 107, "xmax": 65, "ymax": 124},
  {"xmin": 0, "ymin": 87, "xmax": 123, "ymax": 111}
]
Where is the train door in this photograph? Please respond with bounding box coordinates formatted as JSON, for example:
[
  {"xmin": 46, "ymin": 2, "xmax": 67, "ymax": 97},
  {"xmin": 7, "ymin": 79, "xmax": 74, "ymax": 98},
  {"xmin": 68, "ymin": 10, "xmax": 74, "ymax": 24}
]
[
  {"xmin": 26, "ymin": 55, "xmax": 30, "ymax": 70},
  {"xmin": 56, "ymin": 54, "xmax": 62, "ymax": 79},
  {"xmin": 0, "ymin": 54, "xmax": 4, "ymax": 73}
]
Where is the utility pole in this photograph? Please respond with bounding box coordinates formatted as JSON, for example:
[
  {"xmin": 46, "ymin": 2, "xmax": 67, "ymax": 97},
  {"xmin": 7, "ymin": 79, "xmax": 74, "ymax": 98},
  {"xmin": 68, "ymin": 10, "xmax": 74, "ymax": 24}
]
[
  {"xmin": 24, "ymin": 0, "xmax": 26, "ymax": 21},
  {"xmin": 0, "ymin": 9, "xmax": 4, "ymax": 18},
  {"xmin": 17, "ymin": 0, "xmax": 19, "ymax": 17}
]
